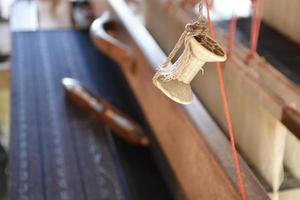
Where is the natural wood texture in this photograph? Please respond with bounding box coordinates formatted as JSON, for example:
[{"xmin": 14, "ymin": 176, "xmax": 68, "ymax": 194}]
[
  {"xmin": 37, "ymin": 0, "xmax": 72, "ymax": 30},
  {"xmin": 282, "ymin": 107, "xmax": 300, "ymax": 140},
  {"xmin": 90, "ymin": 1, "xmax": 269, "ymax": 199},
  {"xmin": 62, "ymin": 77, "xmax": 149, "ymax": 146},
  {"xmin": 215, "ymin": 27, "xmax": 300, "ymax": 187},
  {"xmin": 215, "ymin": 29, "xmax": 300, "ymax": 111},
  {"xmin": 10, "ymin": 1, "xmax": 38, "ymax": 31},
  {"xmin": 143, "ymin": 0, "xmax": 188, "ymax": 54},
  {"xmin": 145, "ymin": 0, "xmax": 300, "ymax": 119},
  {"xmin": 262, "ymin": 0, "xmax": 300, "ymax": 45},
  {"xmin": 90, "ymin": 12, "xmax": 133, "ymax": 69},
  {"xmin": 143, "ymin": 0, "xmax": 300, "ymax": 192},
  {"xmin": 193, "ymin": 58, "xmax": 288, "ymax": 191},
  {"xmin": 144, "ymin": 0, "xmax": 291, "ymax": 191}
]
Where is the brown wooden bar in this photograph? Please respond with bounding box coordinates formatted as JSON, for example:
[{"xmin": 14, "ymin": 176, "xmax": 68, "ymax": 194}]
[
  {"xmin": 90, "ymin": 0, "xmax": 269, "ymax": 199},
  {"xmin": 62, "ymin": 77, "xmax": 149, "ymax": 146}
]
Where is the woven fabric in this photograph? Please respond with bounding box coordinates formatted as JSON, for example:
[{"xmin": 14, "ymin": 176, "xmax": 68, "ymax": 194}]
[{"xmin": 10, "ymin": 30, "xmax": 172, "ymax": 200}]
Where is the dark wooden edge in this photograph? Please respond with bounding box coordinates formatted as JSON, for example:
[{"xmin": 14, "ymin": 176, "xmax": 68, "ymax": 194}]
[
  {"xmin": 282, "ymin": 106, "xmax": 300, "ymax": 140},
  {"xmin": 95, "ymin": 0, "xmax": 270, "ymax": 199},
  {"xmin": 89, "ymin": 11, "xmax": 134, "ymax": 68},
  {"xmin": 62, "ymin": 77, "xmax": 150, "ymax": 146}
]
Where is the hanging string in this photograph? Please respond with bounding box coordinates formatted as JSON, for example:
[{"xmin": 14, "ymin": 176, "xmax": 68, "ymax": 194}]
[
  {"xmin": 204, "ymin": 0, "xmax": 247, "ymax": 199},
  {"xmin": 245, "ymin": 0, "xmax": 265, "ymax": 64},
  {"xmin": 227, "ymin": 15, "xmax": 237, "ymax": 58},
  {"xmin": 153, "ymin": 0, "xmax": 208, "ymax": 81}
]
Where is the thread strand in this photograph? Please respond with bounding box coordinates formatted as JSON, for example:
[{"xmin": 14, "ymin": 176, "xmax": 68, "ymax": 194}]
[{"xmin": 204, "ymin": 0, "xmax": 247, "ymax": 199}]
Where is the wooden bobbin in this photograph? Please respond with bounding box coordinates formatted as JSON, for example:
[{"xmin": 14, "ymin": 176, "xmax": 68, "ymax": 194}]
[{"xmin": 153, "ymin": 35, "xmax": 227, "ymax": 104}]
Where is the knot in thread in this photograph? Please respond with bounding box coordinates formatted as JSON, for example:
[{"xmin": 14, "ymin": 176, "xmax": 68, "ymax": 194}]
[
  {"xmin": 153, "ymin": 0, "xmax": 208, "ymax": 81},
  {"xmin": 185, "ymin": 20, "xmax": 208, "ymax": 38}
]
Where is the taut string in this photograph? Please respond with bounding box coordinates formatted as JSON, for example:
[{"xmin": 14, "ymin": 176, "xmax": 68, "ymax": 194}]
[
  {"xmin": 227, "ymin": 15, "xmax": 237, "ymax": 58},
  {"xmin": 245, "ymin": 0, "xmax": 265, "ymax": 64},
  {"xmin": 204, "ymin": 0, "xmax": 247, "ymax": 199}
]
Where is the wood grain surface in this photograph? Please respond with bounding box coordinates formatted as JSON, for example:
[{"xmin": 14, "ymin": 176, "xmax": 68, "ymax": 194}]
[
  {"xmin": 91, "ymin": 0, "xmax": 270, "ymax": 199},
  {"xmin": 142, "ymin": 0, "xmax": 300, "ymax": 194}
]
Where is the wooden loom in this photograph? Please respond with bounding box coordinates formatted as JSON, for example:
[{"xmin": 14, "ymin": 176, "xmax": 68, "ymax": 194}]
[
  {"xmin": 143, "ymin": 0, "xmax": 300, "ymax": 198},
  {"xmin": 89, "ymin": 0, "xmax": 300, "ymax": 199}
]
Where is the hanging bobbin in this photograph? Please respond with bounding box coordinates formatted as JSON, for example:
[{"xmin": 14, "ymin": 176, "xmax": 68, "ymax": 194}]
[{"xmin": 153, "ymin": 0, "xmax": 227, "ymax": 104}]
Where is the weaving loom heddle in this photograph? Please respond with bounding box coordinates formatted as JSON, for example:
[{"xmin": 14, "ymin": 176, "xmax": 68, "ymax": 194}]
[
  {"xmin": 9, "ymin": 30, "xmax": 173, "ymax": 200},
  {"xmin": 141, "ymin": 0, "xmax": 300, "ymax": 198},
  {"xmin": 4, "ymin": 0, "xmax": 300, "ymax": 199}
]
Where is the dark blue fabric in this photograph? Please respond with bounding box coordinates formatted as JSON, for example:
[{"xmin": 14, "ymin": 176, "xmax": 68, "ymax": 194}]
[{"xmin": 10, "ymin": 30, "xmax": 173, "ymax": 200}]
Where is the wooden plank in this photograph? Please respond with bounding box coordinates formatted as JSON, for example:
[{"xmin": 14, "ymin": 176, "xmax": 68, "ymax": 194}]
[
  {"xmin": 217, "ymin": 29, "xmax": 300, "ymax": 116},
  {"xmin": 193, "ymin": 58, "xmax": 287, "ymax": 191},
  {"xmin": 90, "ymin": 1, "xmax": 269, "ymax": 199},
  {"xmin": 143, "ymin": 1, "xmax": 300, "ymax": 192},
  {"xmin": 215, "ymin": 27, "xmax": 300, "ymax": 186},
  {"xmin": 143, "ymin": 0, "xmax": 292, "ymax": 191},
  {"xmin": 144, "ymin": 0, "xmax": 300, "ymax": 117}
]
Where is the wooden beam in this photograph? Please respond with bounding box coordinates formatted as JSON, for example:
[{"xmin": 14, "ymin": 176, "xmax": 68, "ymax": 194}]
[
  {"xmin": 142, "ymin": 1, "xmax": 300, "ymax": 193},
  {"xmin": 90, "ymin": 1, "xmax": 269, "ymax": 199}
]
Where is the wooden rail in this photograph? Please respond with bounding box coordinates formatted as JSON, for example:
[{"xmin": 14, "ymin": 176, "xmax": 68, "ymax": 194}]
[
  {"xmin": 90, "ymin": 0, "xmax": 269, "ymax": 199},
  {"xmin": 143, "ymin": 0, "xmax": 300, "ymax": 193}
]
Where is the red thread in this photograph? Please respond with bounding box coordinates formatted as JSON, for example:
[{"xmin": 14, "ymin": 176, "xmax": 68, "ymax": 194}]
[
  {"xmin": 246, "ymin": 0, "xmax": 264, "ymax": 64},
  {"xmin": 204, "ymin": 1, "xmax": 247, "ymax": 199},
  {"xmin": 227, "ymin": 16, "xmax": 237, "ymax": 58}
]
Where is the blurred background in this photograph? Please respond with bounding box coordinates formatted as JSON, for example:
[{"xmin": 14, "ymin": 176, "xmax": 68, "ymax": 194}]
[{"xmin": 1, "ymin": 0, "xmax": 300, "ymax": 199}]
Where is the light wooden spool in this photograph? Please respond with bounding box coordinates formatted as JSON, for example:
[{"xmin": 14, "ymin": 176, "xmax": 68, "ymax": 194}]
[
  {"xmin": 153, "ymin": 35, "xmax": 227, "ymax": 104},
  {"xmin": 143, "ymin": 0, "xmax": 300, "ymax": 195},
  {"xmin": 89, "ymin": 1, "xmax": 270, "ymax": 199}
]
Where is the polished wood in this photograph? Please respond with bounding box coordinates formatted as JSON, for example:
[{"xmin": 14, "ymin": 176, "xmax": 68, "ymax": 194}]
[
  {"xmin": 282, "ymin": 107, "xmax": 300, "ymax": 140},
  {"xmin": 90, "ymin": 12, "xmax": 134, "ymax": 70},
  {"xmin": 90, "ymin": 1, "xmax": 269, "ymax": 199},
  {"xmin": 142, "ymin": 0, "xmax": 300, "ymax": 192},
  {"xmin": 193, "ymin": 58, "xmax": 288, "ymax": 191},
  {"xmin": 144, "ymin": 0, "xmax": 289, "ymax": 191},
  {"xmin": 62, "ymin": 77, "xmax": 149, "ymax": 147}
]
